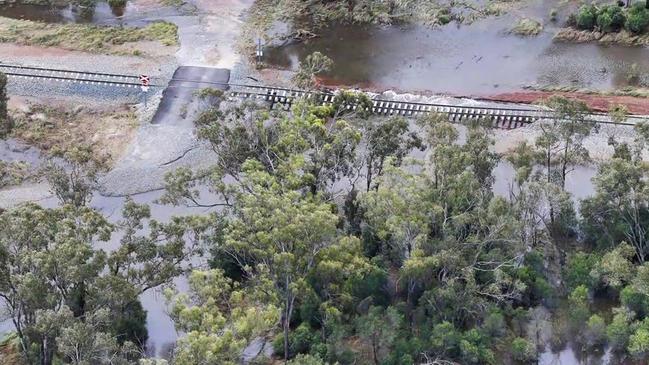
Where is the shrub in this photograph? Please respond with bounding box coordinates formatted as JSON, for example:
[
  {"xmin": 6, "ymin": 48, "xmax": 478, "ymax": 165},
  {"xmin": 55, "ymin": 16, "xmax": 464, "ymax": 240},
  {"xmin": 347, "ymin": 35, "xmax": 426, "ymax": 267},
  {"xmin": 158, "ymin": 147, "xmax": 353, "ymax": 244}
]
[
  {"xmin": 511, "ymin": 18, "xmax": 543, "ymax": 36},
  {"xmin": 272, "ymin": 323, "xmax": 322, "ymax": 359},
  {"xmin": 607, "ymin": 309, "xmax": 633, "ymax": 351},
  {"xmin": 597, "ymin": 5, "xmax": 625, "ymax": 32},
  {"xmin": 629, "ymin": 318, "xmax": 649, "ymax": 358},
  {"xmin": 576, "ymin": 5, "xmax": 598, "ymax": 30},
  {"xmin": 621, "ymin": 285, "xmax": 649, "ymax": 319},
  {"xmin": 108, "ymin": 0, "xmax": 127, "ymax": 7},
  {"xmin": 438, "ymin": 14, "xmax": 451, "ymax": 25},
  {"xmin": 510, "ymin": 337, "xmax": 537, "ymax": 362},
  {"xmin": 625, "ymin": 4, "xmax": 649, "ymax": 33},
  {"xmin": 584, "ymin": 315, "xmax": 607, "ymax": 348}
]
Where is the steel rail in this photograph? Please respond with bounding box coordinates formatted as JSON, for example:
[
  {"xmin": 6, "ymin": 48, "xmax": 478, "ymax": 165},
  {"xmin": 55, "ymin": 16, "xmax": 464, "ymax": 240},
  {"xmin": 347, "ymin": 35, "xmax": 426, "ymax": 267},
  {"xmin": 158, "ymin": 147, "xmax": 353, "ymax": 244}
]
[{"xmin": 1, "ymin": 63, "xmax": 646, "ymax": 127}]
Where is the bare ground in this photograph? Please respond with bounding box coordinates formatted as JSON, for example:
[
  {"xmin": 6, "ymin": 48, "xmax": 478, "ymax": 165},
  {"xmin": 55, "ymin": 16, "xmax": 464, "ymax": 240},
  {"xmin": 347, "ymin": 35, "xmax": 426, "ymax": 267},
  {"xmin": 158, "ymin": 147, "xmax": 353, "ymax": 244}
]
[
  {"xmin": 9, "ymin": 96, "xmax": 140, "ymax": 166},
  {"xmin": 481, "ymin": 91, "xmax": 649, "ymax": 115}
]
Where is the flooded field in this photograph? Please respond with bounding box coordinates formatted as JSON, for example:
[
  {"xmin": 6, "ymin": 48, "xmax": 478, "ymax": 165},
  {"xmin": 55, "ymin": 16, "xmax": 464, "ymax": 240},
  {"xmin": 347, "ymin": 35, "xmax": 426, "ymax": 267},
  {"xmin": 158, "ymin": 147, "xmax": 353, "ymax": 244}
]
[
  {"xmin": 265, "ymin": 3, "xmax": 649, "ymax": 96},
  {"xmin": 266, "ymin": 21, "xmax": 649, "ymax": 96},
  {"xmin": 0, "ymin": 1, "xmax": 174, "ymax": 26}
]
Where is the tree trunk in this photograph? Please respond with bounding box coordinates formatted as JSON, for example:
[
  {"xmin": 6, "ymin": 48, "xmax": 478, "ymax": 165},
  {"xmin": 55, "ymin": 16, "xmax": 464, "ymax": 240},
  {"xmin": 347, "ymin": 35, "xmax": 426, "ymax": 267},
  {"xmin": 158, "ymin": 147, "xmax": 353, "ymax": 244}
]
[
  {"xmin": 366, "ymin": 157, "xmax": 373, "ymax": 192},
  {"xmin": 372, "ymin": 338, "xmax": 379, "ymax": 365}
]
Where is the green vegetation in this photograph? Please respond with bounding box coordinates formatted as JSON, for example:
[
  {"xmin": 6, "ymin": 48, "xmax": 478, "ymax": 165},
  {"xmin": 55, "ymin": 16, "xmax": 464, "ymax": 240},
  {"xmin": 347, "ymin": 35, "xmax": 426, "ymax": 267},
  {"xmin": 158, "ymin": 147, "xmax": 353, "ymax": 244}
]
[
  {"xmin": 0, "ymin": 17, "xmax": 178, "ymax": 53},
  {"xmin": 571, "ymin": 2, "xmax": 649, "ymax": 34},
  {"xmin": 245, "ymin": 0, "xmax": 525, "ymax": 45},
  {"xmin": 9, "ymin": 103, "xmax": 138, "ymax": 165},
  {"xmin": 292, "ymin": 51, "xmax": 333, "ymax": 89},
  {"xmin": 0, "ymin": 160, "xmax": 29, "ymax": 189},
  {"xmin": 5, "ymin": 90, "xmax": 649, "ymax": 364},
  {"xmin": 159, "ymin": 0, "xmax": 186, "ymax": 7},
  {"xmin": 107, "ymin": 0, "xmax": 127, "ymax": 7}
]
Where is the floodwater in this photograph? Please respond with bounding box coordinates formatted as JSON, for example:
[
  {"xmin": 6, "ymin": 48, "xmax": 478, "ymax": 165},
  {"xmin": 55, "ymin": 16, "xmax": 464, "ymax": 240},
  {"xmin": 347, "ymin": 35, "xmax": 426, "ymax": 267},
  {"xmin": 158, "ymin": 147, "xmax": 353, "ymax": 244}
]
[
  {"xmin": 0, "ymin": 185, "xmax": 217, "ymax": 358},
  {"xmin": 0, "ymin": 1, "xmax": 174, "ymax": 26},
  {"xmin": 265, "ymin": 15, "xmax": 649, "ymax": 96}
]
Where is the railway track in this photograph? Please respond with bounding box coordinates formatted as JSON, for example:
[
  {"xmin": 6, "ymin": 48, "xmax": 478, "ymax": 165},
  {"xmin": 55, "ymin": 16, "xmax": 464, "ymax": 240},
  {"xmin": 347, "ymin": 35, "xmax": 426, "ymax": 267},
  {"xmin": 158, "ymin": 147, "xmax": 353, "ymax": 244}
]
[{"xmin": 1, "ymin": 63, "xmax": 645, "ymax": 129}]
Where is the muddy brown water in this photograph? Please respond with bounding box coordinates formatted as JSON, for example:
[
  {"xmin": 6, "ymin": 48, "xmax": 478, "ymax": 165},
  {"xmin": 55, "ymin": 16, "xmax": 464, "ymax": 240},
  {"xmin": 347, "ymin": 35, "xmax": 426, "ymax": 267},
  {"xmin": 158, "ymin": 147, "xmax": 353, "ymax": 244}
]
[
  {"xmin": 0, "ymin": 1, "xmax": 153, "ymax": 26},
  {"xmin": 265, "ymin": 19, "xmax": 649, "ymax": 96}
]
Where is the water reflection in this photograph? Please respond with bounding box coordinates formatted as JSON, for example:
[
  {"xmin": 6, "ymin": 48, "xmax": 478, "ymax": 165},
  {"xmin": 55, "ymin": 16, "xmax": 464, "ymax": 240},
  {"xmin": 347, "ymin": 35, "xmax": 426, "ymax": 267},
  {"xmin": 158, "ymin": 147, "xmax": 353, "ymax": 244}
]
[
  {"xmin": 265, "ymin": 21, "xmax": 649, "ymax": 95},
  {"xmin": 0, "ymin": 1, "xmax": 148, "ymax": 26}
]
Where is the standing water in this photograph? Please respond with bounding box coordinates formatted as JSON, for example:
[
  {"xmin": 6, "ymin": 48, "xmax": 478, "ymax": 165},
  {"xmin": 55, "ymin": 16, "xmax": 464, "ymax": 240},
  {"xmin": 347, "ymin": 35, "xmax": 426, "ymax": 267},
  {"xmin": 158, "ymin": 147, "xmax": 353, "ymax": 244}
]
[{"xmin": 265, "ymin": 17, "xmax": 649, "ymax": 95}]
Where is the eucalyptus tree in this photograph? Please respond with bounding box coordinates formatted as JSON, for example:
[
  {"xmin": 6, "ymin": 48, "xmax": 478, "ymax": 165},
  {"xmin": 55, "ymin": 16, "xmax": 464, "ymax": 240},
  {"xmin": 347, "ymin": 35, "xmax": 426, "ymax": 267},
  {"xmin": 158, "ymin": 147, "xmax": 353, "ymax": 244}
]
[
  {"xmin": 537, "ymin": 96, "xmax": 597, "ymax": 190},
  {"xmin": 292, "ymin": 52, "xmax": 333, "ymax": 90},
  {"xmin": 359, "ymin": 116, "xmax": 422, "ymax": 192},
  {"xmin": 218, "ymin": 159, "xmax": 340, "ymax": 361},
  {"xmin": 0, "ymin": 178, "xmax": 209, "ymax": 365},
  {"xmin": 165, "ymin": 269, "xmax": 279, "ymax": 365}
]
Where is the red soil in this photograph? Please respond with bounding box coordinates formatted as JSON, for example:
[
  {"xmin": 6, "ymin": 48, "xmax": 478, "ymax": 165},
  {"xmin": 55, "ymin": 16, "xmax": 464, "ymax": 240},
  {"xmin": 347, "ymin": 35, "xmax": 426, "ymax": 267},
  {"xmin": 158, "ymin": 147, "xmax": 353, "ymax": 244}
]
[{"xmin": 475, "ymin": 91, "xmax": 649, "ymax": 115}]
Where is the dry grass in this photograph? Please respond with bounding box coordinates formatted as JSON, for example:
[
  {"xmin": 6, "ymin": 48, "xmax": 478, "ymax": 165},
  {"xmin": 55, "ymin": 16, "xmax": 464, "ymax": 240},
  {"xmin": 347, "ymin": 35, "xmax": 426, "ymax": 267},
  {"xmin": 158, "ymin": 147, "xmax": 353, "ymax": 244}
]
[
  {"xmin": 511, "ymin": 18, "xmax": 543, "ymax": 36},
  {"xmin": 10, "ymin": 101, "xmax": 139, "ymax": 166},
  {"xmin": 0, "ymin": 16, "xmax": 178, "ymax": 54},
  {"xmin": 0, "ymin": 334, "xmax": 23, "ymax": 365}
]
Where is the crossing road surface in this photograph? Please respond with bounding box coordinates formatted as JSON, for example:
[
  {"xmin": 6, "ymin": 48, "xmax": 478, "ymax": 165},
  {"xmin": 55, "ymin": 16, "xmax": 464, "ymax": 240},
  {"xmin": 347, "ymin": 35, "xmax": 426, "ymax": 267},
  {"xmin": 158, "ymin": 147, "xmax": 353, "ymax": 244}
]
[{"xmin": 151, "ymin": 66, "xmax": 230, "ymax": 124}]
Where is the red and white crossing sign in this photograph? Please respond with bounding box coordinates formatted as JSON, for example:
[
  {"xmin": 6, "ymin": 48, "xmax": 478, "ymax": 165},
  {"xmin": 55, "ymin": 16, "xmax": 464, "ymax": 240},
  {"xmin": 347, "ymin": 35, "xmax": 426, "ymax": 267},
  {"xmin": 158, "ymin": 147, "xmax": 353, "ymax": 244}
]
[
  {"xmin": 139, "ymin": 74, "xmax": 150, "ymax": 86},
  {"xmin": 139, "ymin": 74, "xmax": 150, "ymax": 92}
]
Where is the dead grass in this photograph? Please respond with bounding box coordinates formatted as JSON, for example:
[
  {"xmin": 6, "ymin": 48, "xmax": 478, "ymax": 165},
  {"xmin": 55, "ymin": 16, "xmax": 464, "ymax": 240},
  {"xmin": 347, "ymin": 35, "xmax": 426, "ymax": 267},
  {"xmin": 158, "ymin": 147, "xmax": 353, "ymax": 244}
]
[
  {"xmin": 9, "ymin": 101, "xmax": 139, "ymax": 166},
  {"xmin": 0, "ymin": 16, "xmax": 178, "ymax": 54},
  {"xmin": 0, "ymin": 334, "xmax": 23, "ymax": 365},
  {"xmin": 511, "ymin": 18, "xmax": 543, "ymax": 36}
]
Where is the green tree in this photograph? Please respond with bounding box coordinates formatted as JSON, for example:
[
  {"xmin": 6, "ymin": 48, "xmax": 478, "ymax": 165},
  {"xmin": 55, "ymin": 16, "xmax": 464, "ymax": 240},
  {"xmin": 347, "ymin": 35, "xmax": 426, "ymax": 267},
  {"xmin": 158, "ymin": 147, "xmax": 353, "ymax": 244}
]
[
  {"xmin": 607, "ymin": 308, "xmax": 634, "ymax": 351},
  {"xmin": 220, "ymin": 160, "xmax": 339, "ymax": 361},
  {"xmin": 43, "ymin": 146, "xmax": 107, "ymax": 208},
  {"xmin": 510, "ymin": 337, "xmax": 537, "ymax": 363},
  {"xmin": 356, "ymin": 306, "xmax": 401, "ymax": 365},
  {"xmin": 165, "ymin": 269, "xmax": 279, "ymax": 365},
  {"xmin": 581, "ymin": 157, "xmax": 649, "ymax": 261},
  {"xmin": 629, "ymin": 318, "xmax": 649, "ymax": 358},
  {"xmin": 583, "ymin": 314, "xmax": 607, "ymax": 348},
  {"xmin": 568, "ymin": 285, "xmax": 591, "ymax": 334},
  {"xmin": 538, "ymin": 96, "xmax": 596, "ymax": 192},
  {"xmin": 360, "ymin": 116, "xmax": 421, "ymax": 191},
  {"xmin": 0, "ymin": 199, "xmax": 206, "ymax": 365},
  {"xmin": 293, "ymin": 52, "xmax": 334, "ymax": 90}
]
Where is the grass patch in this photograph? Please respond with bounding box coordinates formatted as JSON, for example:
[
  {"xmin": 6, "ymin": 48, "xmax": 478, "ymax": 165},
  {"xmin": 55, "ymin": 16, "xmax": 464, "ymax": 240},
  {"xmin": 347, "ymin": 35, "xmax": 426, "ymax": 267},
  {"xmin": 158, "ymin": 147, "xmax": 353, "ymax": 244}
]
[
  {"xmin": 0, "ymin": 17, "xmax": 178, "ymax": 53},
  {"xmin": 10, "ymin": 103, "xmax": 139, "ymax": 166},
  {"xmin": 525, "ymin": 84, "xmax": 649, "ymax": 98},
  {"xmin": 193, "ymin": 87, "xmax": 224, "ymax": 99},
  {"xmin": 511, "ymin": 18, "xmax": 543, "ymax": 36},
  {"xmin": 0, "ymin": 161, "xmax": 30, "ymax": 189},
  {"xmin": 160, "ymin": 0, "xmax": 186, "ymax": 7}
]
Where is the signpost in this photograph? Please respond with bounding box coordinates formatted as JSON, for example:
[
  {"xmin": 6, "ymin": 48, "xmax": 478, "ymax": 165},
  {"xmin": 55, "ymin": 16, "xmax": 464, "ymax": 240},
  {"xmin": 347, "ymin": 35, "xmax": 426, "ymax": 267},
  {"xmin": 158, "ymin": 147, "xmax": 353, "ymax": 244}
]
[{"xmin": 140, "ymin": 74, "xmax": 150, "ymax": 107}]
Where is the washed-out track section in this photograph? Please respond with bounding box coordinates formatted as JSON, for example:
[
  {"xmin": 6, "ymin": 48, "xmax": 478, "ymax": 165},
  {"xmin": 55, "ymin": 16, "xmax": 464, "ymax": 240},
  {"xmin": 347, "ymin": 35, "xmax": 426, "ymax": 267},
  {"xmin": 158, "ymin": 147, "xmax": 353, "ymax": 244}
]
[
  {"xmin": 229, "ymin": 84, "xmax": 643, "ymax": 129},
  {"xmin": 1, "ymin": 63, "xmax": 645, "ymax": 129}
]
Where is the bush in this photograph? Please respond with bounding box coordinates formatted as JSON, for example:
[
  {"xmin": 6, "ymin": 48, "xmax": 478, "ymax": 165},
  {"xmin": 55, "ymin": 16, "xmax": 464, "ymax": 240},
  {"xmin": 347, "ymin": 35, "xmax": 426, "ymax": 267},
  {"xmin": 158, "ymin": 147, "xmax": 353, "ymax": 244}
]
[
  {"xmin": 597, "ymin": 5, "xmax": 625, "ymax": 32},
  {"xmin": 108, "ymin": 0, "xmax": 127, "ymax": 7},
  {"xmin": 576, "ymin": 5, "xmax": 598, "ymax": 30},
  {"xmin": 621, "ymin": 285, "xmax": 649, "ymax": 319},
  {"xmin": 584, "ymin": 315, "xmax": 607, "ymax": 348},
  {"xmin": 625, "ymin": 4, "xmax": 649, "ymax": 33},
  {"xmin": 628, "ymin": 318, "xmax": 649, "ymax": 358},
  {"xmin": 272, "ymin": 323, "xmax": 322, "ymax": 359},
  {"xmin": 510, "ymin": 337, "xmax": 537, "ymax": 363},
  {"xmin": 607, "ymin": 309, "xmax": 633, "ymax": 351}
]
